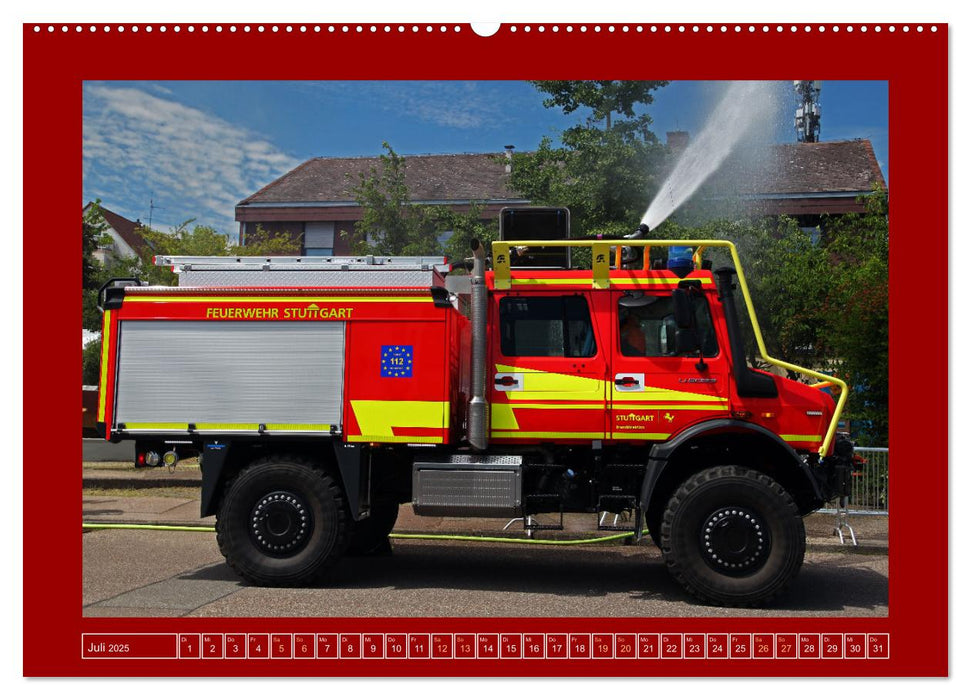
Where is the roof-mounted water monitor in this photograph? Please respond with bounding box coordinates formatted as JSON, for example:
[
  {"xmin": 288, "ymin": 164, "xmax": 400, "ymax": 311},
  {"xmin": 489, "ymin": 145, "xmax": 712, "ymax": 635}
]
[{"xmin": 499, "ymin": 206, "xmax": 571, "ymax": 269}]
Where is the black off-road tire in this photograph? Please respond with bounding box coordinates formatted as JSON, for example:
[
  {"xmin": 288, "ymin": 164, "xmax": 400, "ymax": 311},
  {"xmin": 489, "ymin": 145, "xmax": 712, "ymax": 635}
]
[
  {"xmin": 347, "ymin": 501, "xmax": 400, "ymax": 556},
  {"xmin": 216, "ymin": 455, "xmax": 349, "ymax": 587},
  {"xmin": 660, "ymin": 465, "xmax": 805, "ymax": 607}
]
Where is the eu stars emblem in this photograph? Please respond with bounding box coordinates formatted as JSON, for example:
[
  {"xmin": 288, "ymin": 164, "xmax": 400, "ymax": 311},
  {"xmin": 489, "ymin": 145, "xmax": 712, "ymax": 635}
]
[{"xmin": 380, "ymin": 345, "xmax": 413, "ymax": 378}]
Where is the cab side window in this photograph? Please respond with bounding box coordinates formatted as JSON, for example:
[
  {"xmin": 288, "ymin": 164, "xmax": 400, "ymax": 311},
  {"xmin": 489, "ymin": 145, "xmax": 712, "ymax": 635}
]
[
  {"xmin": 499, "ymin": 295, "xmax": 597, "ymax": 358},
  {"xmin": 618, "ymin": 295, "xmax": 718, "ymax": 357}
]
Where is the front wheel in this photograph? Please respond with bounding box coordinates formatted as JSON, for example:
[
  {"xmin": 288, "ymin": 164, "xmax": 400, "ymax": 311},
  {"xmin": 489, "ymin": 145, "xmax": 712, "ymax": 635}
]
[
  {"xmin": 660, "ymin": 466, "xmax": 805, "ymax": 606},
  {"xmin": 216, "ymin": 455, "xmax": 349, "ymax": 586}
]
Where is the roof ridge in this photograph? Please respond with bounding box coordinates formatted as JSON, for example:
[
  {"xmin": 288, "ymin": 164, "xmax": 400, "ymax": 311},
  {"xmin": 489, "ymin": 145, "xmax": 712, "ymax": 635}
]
[
  {"xmin": 773, "ymin": 138, "xmax": 868, "ymax": 147},
  {"xmin": 309, "ymin": 151, "xmax": 504, "ymax": 160}
]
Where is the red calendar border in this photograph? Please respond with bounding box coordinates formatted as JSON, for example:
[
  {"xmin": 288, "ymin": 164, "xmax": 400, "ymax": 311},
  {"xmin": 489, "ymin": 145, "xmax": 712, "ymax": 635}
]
[{"xmin": 22, "ymin": 21, "xmax": 947, "ymax": 677}]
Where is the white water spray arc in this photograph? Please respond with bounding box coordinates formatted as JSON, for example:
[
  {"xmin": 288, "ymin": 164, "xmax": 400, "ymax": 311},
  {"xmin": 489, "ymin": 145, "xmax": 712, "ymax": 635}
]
[{"xmin": 641, "ymin": 81, "xmax": 778, "ymax": 231}]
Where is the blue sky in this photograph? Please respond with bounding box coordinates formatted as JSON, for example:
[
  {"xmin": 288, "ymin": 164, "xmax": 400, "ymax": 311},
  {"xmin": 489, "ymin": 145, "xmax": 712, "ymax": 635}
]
[{"xmin": 82, "ymin": 80, "xmax": 888, "ymax": 236}]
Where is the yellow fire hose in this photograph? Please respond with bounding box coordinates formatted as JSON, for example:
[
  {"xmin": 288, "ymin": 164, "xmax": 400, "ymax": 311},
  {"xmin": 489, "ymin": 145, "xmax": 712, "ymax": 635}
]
[{"xmin": 81, "ymin": 522, "xmax": 647, "ymax": 545}]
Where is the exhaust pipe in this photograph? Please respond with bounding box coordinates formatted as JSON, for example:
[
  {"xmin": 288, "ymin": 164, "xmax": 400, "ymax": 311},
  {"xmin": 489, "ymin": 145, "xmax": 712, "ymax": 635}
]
[{"xmin": 468, "ymin": 239, "xmax": 490, "ymax": 451}]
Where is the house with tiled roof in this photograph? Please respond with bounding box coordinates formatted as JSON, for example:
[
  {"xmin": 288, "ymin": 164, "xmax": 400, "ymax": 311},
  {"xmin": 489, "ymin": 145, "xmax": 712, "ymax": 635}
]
[
  {"xmin": 698, "ymin": 137, "xmax": 887, "ymax": 225},
  {"xmin": 83, "ymin": 202, "xmax": 150, "ymax": 264},
  {"xmin": 235, "ymin": 150, "xmax": 528, "ymax": 256},
  {"xmin": 235, "ymin": 139, "xmax": 886, "ymax": 255}
]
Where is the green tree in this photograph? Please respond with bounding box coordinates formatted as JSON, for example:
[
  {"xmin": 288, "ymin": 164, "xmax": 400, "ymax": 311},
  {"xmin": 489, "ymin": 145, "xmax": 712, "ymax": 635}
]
[
  {"xmin": 234, "ymin": 224, "xmax": 304, "ymax": 257},
  {"xmin": 82, "ymin": 202, "xmax": 110, "ymax": 331},
  {"xmin": 344, "ymin": 142, "xmax": 442, "ymax": 256},
  {"xmin": 511, "ymin": 81, "xmax": 669, "ymax": 235},
  {"xmin": 816, "ymin": 191, "xmax": 889, "ymax": 443},
  {"xmin": 530, "ymin": 80, "xmax": 668, "ymax": 133},
  {"xmin": 82, "ymin": 339, "xmax": 102, "ymax": 386},
  {"xmin": 437, "ymin": 202, "xmax": 499, "ymax": 265},
  {"xmin": 132, "ymin": 220, "xmax": 301, "ymax": 285}
]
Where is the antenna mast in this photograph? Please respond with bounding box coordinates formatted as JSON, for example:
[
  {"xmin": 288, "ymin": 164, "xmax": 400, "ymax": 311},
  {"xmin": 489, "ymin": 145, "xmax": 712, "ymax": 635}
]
[
  {"xmin": 793, "ymin": 81, "xmax": 822, "ymax": 143},
  {"xmin": 147, "ymin": 194, "xmax": 164, "ymax": 230}
]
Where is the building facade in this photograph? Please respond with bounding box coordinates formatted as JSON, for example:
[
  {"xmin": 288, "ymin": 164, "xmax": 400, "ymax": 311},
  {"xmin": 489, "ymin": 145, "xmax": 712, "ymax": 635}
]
[
  {"xmin": 84, "ymin": 202, "xmax": 149, "ymax": 264},
  {"xmin": 235, "ymin": 151, "xmax": 528, "ymax": 256},
  {"xmin": 235, "ymin": 139, "xmax": 886, "ymax": 254}
]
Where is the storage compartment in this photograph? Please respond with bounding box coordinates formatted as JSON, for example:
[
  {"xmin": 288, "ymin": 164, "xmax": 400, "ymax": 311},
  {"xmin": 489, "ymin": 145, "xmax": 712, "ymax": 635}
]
[
  {"xmin": 113, "ymin": 320, "xmax": 345, "ymax": 431},
  {"xmin": 412, "ymin": 455, "xmax": 523, "ymax": 517}
]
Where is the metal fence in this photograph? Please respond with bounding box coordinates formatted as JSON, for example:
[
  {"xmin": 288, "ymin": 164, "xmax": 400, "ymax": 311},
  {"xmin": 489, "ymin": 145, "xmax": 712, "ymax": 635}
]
[{"xmin": 822, "ymin": 446, "xmax": 888, "ymax": 515}]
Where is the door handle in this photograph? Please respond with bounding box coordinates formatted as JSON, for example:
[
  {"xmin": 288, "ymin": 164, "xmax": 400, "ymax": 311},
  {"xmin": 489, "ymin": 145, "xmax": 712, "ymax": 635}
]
[
  {"xmin": 494, "ymin": 373, "xmax": 524, "ymax": 392},
  {"xmin": 613, "ymin": 373, "xmax": 645, "ymax": 392}
]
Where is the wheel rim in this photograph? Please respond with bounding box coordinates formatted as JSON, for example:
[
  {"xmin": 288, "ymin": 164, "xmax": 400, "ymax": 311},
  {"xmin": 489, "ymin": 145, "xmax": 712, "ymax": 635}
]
[
  {"xmin": 249, "ymin": 490, "xmax": 314, "ymax": 556},
  {"xmin": 699, "ymin": 506, "xmax": 771, "ymax": 576}
]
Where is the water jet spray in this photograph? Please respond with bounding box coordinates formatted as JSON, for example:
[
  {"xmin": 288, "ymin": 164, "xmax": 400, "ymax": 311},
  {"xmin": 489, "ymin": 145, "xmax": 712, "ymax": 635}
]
[{"xmin": 641, "ymin": 81, "xmax": 779, "ymax": 231}]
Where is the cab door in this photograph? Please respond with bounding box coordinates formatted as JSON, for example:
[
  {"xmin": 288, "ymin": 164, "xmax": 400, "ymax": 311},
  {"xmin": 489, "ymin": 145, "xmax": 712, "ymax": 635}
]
[
  {"xmin": 607, "ymin": 289, "xmax": 731, "ymax": 441},
  {"xmin": 489, "ymin": 291, "xmax": 608, "ymax": 443}
]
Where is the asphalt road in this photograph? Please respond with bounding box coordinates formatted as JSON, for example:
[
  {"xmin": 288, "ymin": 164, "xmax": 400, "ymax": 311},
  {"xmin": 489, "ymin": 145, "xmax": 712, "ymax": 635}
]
[{"xmin": 83, "ymin": 529, "xmax": 888, "ymax": 618}]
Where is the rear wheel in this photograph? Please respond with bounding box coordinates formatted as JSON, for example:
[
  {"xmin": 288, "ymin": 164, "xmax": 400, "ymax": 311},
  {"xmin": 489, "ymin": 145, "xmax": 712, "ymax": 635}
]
[
  {"xmin": 216, "ymin": 455, "xmax": 349, "ymax": 586},
  {"xmin": 347, "ymin": 501, "xmax": 399, "ymax": 556},
  {"xmin": 660, "ymin": 465, "xmax": 805, "ymax": 606}
]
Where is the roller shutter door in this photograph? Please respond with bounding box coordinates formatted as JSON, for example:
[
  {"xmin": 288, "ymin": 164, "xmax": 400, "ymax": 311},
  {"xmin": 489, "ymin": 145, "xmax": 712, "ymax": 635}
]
[{"xmin": 113, "ymin": 321, "xmax": 345, "ymax": 428}]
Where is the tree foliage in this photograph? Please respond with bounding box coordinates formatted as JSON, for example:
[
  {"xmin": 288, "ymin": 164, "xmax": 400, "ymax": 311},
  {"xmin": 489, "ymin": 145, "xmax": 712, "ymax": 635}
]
[
  {"xmin": 344, "ymin": 142, "xmax": 442, "ymax": 256},
  {"xmin": 530, "ymin": 80, "xmax": 668, "ymax": 132},
  {"xmin": 815, "ymin": 191, "xmax": 889, "ymax": 443},
  {"xmin": 343, "ymin": 142, "xmax": 498, "ymax": 261},
  {"xmin": 82, "ymin": 339, "xmax": 102, "ymax": 386},
  {"xmin": 511, "ymin": 81, "xmax": 669, "ymax": 235}
]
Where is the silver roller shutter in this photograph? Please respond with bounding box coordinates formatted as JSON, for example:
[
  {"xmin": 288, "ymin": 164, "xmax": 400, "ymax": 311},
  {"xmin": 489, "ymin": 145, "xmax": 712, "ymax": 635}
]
[{"xmin": 114, "ymin": 321, "xmax": 345, "ymax": 428}]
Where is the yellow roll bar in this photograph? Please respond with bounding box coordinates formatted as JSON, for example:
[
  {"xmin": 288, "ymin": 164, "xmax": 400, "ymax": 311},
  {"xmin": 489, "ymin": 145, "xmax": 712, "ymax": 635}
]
[{"xmin": 491, "ymin": 239, "xmax": 847, "ymax": 457}]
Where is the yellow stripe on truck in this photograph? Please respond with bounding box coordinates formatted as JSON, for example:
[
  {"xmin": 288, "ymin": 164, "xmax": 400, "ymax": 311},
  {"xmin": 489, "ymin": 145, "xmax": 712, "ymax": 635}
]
[
  {"xmin": 608, "ymin": 386, "xmax": 728, "ymax": 403},
  {"xmin": 781, "ymin": 434, "xmax": 823, "ymax": 443},
  {"xmin": 122, "ymin": 423, "xmax": 190, "ymax": 431},
  {"xmin": 97, "ymin": 310, "xmax": 111, "ymax": 422},
  {"xmin": 495, "ymin": 364, "xmax": 729, "ymax": 405},
  {"xmin": 347, "ymin": 400, "xmax": 449, "ymax": 443},
  {"xmin": 610, "ymin": 431, "xmax": 672, "ymax": 440},
  {"xmin": 495, "ymin": 364, "xmax": 605, "ymax": 401},
  {"xmin": 509, "ymin": 277, "xmax": 714, "ymax": 286},
  {"xmin": 125, "ymin": 296, "xmax": 433, "ymax": 303},
  {"xmin": 491, "ymin": 431, "xmax": 605, "ymax": 440},
  {"xmin": 121, "ymin": 423, "xmax": 334, "ymax": 433}
]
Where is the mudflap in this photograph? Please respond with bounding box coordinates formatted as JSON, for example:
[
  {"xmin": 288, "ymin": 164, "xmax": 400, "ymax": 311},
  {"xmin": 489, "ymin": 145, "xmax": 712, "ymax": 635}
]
[{"xmin": 333, "ymin": 442, "xmax": 371, "ymax": 522}]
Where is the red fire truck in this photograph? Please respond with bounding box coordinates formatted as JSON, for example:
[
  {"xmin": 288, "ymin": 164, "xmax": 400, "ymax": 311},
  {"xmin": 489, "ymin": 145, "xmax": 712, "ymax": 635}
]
[{"xmin": 95, "ymin": 208, "xmax": 853, "ymax": 606}]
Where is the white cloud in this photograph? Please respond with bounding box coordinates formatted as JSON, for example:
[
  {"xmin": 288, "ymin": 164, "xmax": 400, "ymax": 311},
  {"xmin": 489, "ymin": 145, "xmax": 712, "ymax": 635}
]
[
  {"xmin": 301, "ymin": 81, "xmax": 515, "ymax": 132},
  {"xmin": 83, "ymin": 83, "xmax": 299, "ymax": 234}
]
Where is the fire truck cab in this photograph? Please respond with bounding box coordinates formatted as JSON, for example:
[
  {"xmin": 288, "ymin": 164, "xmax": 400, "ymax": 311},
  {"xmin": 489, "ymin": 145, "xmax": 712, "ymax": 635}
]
[{"xmin": 96, "ymin": 208, "xmax": 854, "ymax": 606}]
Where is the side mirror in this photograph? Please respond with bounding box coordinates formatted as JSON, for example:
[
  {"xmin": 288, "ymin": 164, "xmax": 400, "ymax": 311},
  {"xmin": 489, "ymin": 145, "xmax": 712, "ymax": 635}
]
[
  {"xmin": 672, "ymin": 288, "xmax": 695, "ymax": 329},
  {"xmin": 675, "ymin": 328, "xmax": 701, "ymax": 355}
]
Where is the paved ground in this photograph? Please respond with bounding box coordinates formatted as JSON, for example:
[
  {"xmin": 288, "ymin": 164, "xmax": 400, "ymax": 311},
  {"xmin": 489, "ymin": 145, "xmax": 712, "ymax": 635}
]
[
  {"xmin": 82, "ymin": 465, "xmax": 888, "ymax": 618},
  {"xmin": 83, "ymin": 529, "xmax": 887, "ymax": 618}
]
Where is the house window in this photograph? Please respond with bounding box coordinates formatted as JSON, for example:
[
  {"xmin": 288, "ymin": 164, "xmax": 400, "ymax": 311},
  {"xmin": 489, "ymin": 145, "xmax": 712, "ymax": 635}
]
[
  {"xmin": 499, "ymin": 295, "xmax": 596, "ymax": 358},
  {"xmin": 305, "ymin": 222, "xmax": 335, "ymax": 256}
]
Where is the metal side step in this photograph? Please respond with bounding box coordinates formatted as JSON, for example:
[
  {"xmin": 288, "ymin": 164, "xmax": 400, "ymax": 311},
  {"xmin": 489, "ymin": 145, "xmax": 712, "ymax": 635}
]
[{"xmin": 597, "ymin": 495, "xmax": 637, "ymax": 532}]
